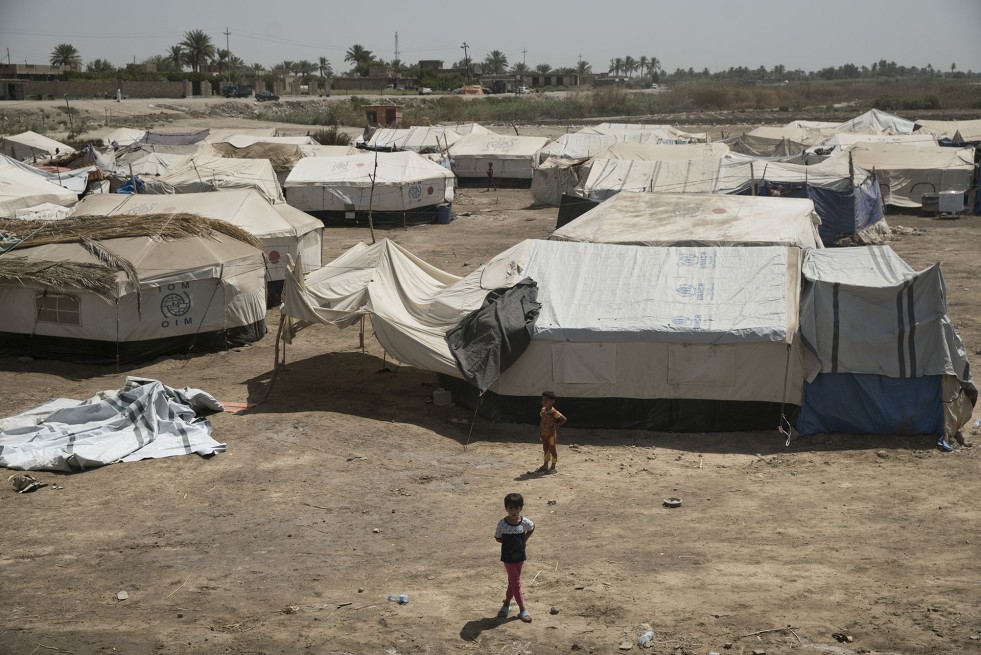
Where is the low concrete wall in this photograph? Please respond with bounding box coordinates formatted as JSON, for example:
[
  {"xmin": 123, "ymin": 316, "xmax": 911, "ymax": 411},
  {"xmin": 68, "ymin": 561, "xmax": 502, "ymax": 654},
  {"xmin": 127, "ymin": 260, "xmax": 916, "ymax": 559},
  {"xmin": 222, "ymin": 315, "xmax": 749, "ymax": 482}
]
[{"xmin": 5, "ymin": 78, "xmax": 193, "ymax": 100}]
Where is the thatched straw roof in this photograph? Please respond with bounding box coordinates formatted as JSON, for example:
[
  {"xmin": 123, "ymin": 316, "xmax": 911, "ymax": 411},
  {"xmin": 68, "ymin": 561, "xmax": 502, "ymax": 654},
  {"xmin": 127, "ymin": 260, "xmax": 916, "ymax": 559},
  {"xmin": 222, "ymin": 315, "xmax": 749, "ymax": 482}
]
[
  {"xmin": 0, "ymin": 259, "xmax": 119, "ymax": 302},
  {"xmin": 0, "ymin": 212, "xmax": 262, "ymax": 250},
  {"xmin": 0, "ymin": 212, "xmax": 262, "ymax": 304}
]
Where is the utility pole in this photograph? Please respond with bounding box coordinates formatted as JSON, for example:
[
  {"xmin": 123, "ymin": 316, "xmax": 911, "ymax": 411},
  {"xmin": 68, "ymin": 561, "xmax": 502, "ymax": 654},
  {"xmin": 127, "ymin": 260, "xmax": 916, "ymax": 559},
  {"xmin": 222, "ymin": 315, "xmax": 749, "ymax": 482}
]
[
  {"xmin": 461, "ymin": 42, "xmax": 470, "ymax": 83},
  {"xmin": 522, "ymin": 48, "xmax": 527, "ymax": 67},
  {"xmin": 394, "ymin": 32, "xmax": 400, "ymax": 84},
  {"xmin": 223, "ymin": 27, "xmax": 231, "ymax": 88}
]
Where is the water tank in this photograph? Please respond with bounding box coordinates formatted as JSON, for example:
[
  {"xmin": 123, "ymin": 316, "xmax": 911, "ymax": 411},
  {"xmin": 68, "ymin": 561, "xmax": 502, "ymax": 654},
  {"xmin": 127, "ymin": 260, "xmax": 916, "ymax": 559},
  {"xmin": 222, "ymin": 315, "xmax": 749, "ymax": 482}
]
[{"xmin": 938, "ymin": 190, "xmax": 965, "ymax": 214}]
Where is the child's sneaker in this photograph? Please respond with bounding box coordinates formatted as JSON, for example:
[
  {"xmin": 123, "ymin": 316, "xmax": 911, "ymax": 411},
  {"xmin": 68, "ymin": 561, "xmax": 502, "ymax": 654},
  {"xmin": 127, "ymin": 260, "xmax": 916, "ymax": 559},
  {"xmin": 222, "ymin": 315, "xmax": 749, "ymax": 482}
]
[
  {"xmin": 518, "ymin": 609, "xmax": 532, "ymax": 623},
  {"xmin": 497, "ymin": 604, "xmax": 511, "ymax": 618}
]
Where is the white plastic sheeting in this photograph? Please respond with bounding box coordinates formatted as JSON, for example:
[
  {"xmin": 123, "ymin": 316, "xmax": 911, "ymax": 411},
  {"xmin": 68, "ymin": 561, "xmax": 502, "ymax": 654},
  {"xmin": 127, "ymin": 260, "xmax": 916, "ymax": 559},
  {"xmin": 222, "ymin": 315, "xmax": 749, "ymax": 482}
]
[
  {"xmin": 0, "ymin": 165, "xmax": 79, "ymax": 216},
  {"xmin": 0, "ymin": 377, "xmax": 225, "ymax": 471},
  {"xmin": 551, "ymin": 191, "xmax": 823, "ymax": 249}
]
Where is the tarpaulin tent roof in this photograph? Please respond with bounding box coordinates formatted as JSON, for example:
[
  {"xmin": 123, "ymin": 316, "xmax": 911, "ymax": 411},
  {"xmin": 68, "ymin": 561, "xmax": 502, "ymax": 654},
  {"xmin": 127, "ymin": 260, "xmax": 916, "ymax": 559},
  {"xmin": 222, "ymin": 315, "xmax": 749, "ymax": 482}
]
[
  {"xmin": 833, "ymin": 109, "xmax": 915, "ymax": 135},
  {"xmin": 0, "ymin": 153, "xmax": 93, "ymax": 195},
  {"xmin": 283, "ymin": 150, "xmax": 454, "ymax": 212},
  {"xmin": 219, "ymin": 135, "xmax": 317, "ymax": 148},
  {"xmin": 440, "ymin": 123, "xmax": 495, "ymax": 135},
  {"xmin": 212, "ymin": 141, "xmax": 306, "ymax": 175},
  {"xmin": 551, "ymin": 191, "xmax": 823, "ymax": 249},
  {"xmin": 366, "ymin": 126, "xmax": 460, "ymax": 152},
  {"xmin": 204, "ymin": 128, "xmax": 279, "ymax": 144},
  {"xmin": 530, "ymin": 157, "xmax": 588, "ymax": 206},
  {"xmin": 814, "ymin": 132, "xmax": 937, "ymax": 150},
  {"xmin": 140, "ymin": 129, "xmax": 210, "ymax": 145},
  {"xmin": 448, "ymin": 134, "xmax": 550, "ymax": 179},
  {"xmin": 849, "ymin": 143, "xmax": 974, "ymax": 207},
  {"xmin": 0, "ymin": 131, "xmax": 76, "ymax": 161},
  {"xmin": 299, "ymin": 144, "xmax": 361, "ymax": 157},
  {"xmin": 595, "ymin": 142, "xmax": 730, "ymax": 161},
  {"xmin": 580, "ymin": 123, "xmax": 707, "ymax": 143},
  {"xmin": 539, "ymin": 133, "xmax": 619, "ymax": 160},
  {"xmin": 100, "ymin": 128, "xmax": 147, "ymax": 147},
  {"xmin": 139, "ymin": 152, "xmax": 286, "ymax": 204},
  {"xmin": 797, "ymin": 246, "xmax": 975, "ymax": 437},
  {"xmin": 576, "ymin": 157, "xmax": 747, "ymax": 198},
  {"xmin": 728, "ymin": 126, "xmax": 823, "ymax": 157},
  {"xmin": 71, "ymin": 188, "xmax": 323, "ymax": 281},
  {"xmin": 0, "ymin": 165, "xmax": 79, "ymax": 217},
  {"xmin": 914, "ymin": 118, "xmax": 981, "ymax": 143}
]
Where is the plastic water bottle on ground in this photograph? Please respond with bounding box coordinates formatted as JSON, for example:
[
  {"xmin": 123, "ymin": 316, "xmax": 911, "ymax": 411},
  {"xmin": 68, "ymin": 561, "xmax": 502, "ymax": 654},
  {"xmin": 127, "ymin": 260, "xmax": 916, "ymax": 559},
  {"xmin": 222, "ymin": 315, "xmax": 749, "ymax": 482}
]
[
  {"xmin": 637, "ymin": 630, "xmax": 655, "ymax": 648},
  {"xmin": 973, "ymin": 418, "xmax": 980, "ymax": 429},
  {"xmin": 398, "ymin": 594, "xmax": 409, "ymax": 604}
]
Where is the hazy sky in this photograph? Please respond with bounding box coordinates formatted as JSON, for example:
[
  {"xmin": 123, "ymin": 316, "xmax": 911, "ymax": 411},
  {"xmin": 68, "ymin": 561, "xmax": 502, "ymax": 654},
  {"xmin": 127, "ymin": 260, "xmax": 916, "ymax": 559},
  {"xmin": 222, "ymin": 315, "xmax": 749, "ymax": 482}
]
[{"xmin": 1, "ymin": 0, "xmax": 979, "ymax": 74}]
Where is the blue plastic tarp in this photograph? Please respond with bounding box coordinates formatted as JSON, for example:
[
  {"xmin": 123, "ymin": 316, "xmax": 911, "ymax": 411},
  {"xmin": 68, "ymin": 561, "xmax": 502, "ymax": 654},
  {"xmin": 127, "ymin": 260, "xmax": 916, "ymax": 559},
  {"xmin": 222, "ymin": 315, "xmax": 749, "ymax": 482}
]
[{"xmin": 797, "ymin": 372, "xmax": 944, "ymax": 436}]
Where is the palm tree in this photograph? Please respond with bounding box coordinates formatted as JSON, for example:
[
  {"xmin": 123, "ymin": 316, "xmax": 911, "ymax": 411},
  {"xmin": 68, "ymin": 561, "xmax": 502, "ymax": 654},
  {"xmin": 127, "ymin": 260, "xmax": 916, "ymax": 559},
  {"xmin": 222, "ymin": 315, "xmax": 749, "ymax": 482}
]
[
  {"xmin": 576, "ymin": 60, "xmax": 592, "ymax": 77},
  {"xmin": 611, "ymin": 57, "xmax": 624, "ymax": 77},
  {"xmin": 166, "ymin": 45, "xmax": 184, "ymax": 71},
  {"xmin": 251, "ymin": 63, "xmax": 265, "ymax": 74},
  {"xmin": 483, "ymin": 50, "xmax": 508, "ymax": 75},
  {"xmin": 318, "ymin": 57, "xmax": 333, "ymax": 79},
  {"xmin": 212, "ymin": 49, "xmax": 232, "ymax": 77},
  {"xmin": 50, "ymin": 43, "xmax": 82, "ymax": 70},
  {"xmin": 511, "ymin": 62, "xmax": 530, "ymax": 77},
  {"xmin": 180, "ymin": 29, "xmax": 215, "ymax": 73},
  {"xmin": 535, "ymin": 63, "xmax": 552, "ymax": 75},
  {"xmin": 623, "ymin": 56, "xmax": 637, "ymax": 78},
  {"xmin": 85, "ymin": 58, "xmax": 115, "ymax": 75},
  {"xmin": 649, "ymin": 57, "xmax": 661, "ymax": 77},
  {"xmin": 344, "ymin": 44, "xmax": 374, "ymax": 77},
  {"xmin": 639, "ymin": 56, "xmax": 649, "ymax": 80}
]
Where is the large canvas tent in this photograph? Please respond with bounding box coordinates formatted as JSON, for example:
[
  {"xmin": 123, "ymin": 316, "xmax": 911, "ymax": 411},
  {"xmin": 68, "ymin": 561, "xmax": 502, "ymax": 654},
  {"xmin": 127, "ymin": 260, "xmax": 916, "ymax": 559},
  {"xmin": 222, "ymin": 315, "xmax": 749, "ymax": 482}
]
[
  {"xmin": 797, "ymin": 246, "xmax": 975, "ymax": 439},
  {"xmin": 70, "ymin": 189, "xmax": 323, "ymax": 285},
  {"xmin": 281, "ymin": 239, "xmax": 805, "ymax": 431},
  {"xmin": 447, "ymin": 134, "xmax": 550, "ymax": 183},
  {"xmin": 127, "ymin": 151, "xmax": 285, "ymax": 204},
  {"xmin": 365, "ymin": 126, "xmax": 460, "ymax": 153},
  {"xmin": 0, "ymin": 214, "xmax": 266, "ymax": 362},
  {"xmin": 0, "ymin": 164, "xmax": 79, "ymax": 217},
  {"xmin": 551, "ymin": 191, "xmax": 823, "ymax": 249},
  {"xmin": 284, "ymin": 150, "xmax": 454, "ymax": 219},
  {"xmin": 0, "ymin": 131, "xmax": 76, "ymax": 161},
  {"xmin": 848, "ymin": 143, "xmax": 975, "ymax": 208}
]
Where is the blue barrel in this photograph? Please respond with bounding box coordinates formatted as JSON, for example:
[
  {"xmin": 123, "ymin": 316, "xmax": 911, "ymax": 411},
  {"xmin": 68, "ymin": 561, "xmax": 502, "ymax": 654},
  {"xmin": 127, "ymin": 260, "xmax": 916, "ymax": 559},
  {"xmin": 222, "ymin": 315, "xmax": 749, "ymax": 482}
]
[{"xmin": 435, "ymin": 204, "xmax": 452, "ymax": 224}]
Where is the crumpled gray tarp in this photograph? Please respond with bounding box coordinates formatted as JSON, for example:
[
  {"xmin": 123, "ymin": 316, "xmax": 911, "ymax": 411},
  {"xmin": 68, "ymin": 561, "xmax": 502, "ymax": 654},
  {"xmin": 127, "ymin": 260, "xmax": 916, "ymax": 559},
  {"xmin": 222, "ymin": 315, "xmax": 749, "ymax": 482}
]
[
  {"xmin": 0, "ymin": 377, "xmax": 226, "ymax": 472},
  {"xmin": 446, "ymin": 278, "xmax": 541, "ymax": 391}
]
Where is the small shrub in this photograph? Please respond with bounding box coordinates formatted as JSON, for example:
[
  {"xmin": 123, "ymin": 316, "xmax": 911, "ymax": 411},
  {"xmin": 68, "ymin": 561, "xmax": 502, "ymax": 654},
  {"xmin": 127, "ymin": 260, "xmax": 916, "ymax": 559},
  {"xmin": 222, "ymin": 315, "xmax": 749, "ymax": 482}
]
[{"xmin": 310, "ymin": 124, "xmax": 347, "ymax": 145}]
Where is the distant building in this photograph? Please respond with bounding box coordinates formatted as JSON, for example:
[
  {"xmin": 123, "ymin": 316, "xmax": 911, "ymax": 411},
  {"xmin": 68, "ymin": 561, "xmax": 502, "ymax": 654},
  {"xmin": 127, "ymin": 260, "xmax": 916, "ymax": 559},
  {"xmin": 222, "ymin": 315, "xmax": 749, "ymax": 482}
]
[
  {"xmin": 418, "ymin": 60, "xmax": 443, "ymax": 73},
  {"xmin": 0, "ymin": 64, "xmax": 63, "ymax": 79}
]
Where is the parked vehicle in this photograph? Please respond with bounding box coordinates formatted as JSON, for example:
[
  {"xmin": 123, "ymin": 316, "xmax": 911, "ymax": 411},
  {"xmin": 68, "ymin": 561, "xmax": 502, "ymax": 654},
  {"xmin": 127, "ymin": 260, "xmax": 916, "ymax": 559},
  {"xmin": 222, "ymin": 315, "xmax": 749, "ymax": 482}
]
[
  {"xmin": 223, "ymin": 84, "xmax": 253, "ymax": 98},
  {"xmin": 516, "ymin": 86, "xmax": 530, "ymax": 95},
  {"xmin": 418, "ymin": 87, "xmax": 433, "ymax": 95},
  {"xmin": 255, "ymin": 90, "xmax": 280, "ymax": 102}
]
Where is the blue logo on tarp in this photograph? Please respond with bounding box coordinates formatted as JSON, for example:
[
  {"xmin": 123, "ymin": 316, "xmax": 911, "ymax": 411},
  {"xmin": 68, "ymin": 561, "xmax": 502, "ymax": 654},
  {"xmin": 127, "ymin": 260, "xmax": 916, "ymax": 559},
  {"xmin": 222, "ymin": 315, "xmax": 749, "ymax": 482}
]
[{"xmin": 678, "ymin": 251, "xmax": 717, "ymax": 269}]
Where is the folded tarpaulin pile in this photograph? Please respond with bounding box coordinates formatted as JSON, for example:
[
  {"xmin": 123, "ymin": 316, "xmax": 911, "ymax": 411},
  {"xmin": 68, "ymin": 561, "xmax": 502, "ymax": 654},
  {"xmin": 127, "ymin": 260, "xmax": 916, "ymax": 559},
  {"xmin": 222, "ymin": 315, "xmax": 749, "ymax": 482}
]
[{"xmin": 0, "ymin": 377, "xmax": 226, "ymax": 471}]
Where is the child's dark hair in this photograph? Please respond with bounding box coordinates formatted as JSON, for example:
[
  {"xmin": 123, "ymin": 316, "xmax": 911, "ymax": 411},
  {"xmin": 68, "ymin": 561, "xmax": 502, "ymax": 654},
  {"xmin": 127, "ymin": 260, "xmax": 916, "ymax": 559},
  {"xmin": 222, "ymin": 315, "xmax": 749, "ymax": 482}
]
[
  {"xmin": 541, "ymin": 390, "xmax": 556, "ymax": 400},
  {"xmin": 504, "ymin": 492, "xmax": 524, "ymax": 509}
]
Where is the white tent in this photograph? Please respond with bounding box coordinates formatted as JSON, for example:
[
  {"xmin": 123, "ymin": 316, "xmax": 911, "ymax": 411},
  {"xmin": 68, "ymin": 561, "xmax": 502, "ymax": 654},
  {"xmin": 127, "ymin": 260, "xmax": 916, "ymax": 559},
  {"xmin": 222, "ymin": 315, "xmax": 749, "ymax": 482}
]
[
  {"xmin": 299, "ymin": 144, "xmax": 362, "ymax": 158},
  {"xmin": 203, "ymin": 127, "xmax": 279, "ymax": 144},
  {"xmin": 284, "ymin": 150, "xmax": 454, "ymax": 213},
  {"xmin": 281, "ymin": 239, "xmax": 804, "ymax": 430},
  {"xmin": 0, "ymin": 131, "xmax": 76, "ymax": 161},
  {"xmin": 0, "ymin": 153, "xmax": 92, "ymax": 195},
  {"xmin": 0, "ymin": 165, "xmax": 79, "ymax": 217},
  {"xmin": 530, "ymin": 157, "xmax": 588, "ymax": 206},
  {"xmin": 100, "ymin": 128, "xmax": 147, "ymax": 147},
  {"xmin": 576, "ymin": 157, "xmax": 745, "ymax": 199},
  {"xmin": 580, "ymin": 123, "xmax": 707, "ymax": 143},
  {"xmin": 440, "ymin": 123, "xmax": 495, "ymax": 135},
  {"xmin": 729, "ymin": 126, "xmax": 822, "ymax": 157},
  {"xmin": 219, "ymin": 135, "xmax": 318, "ymax": 148},
  {"xmin": 71, "ymin": 189, "xmax": 323, "ymax": 283},
  {"xmin": 137, "ymin": 152, "xmax": 285, "ymax": 204},
  {"xmin": 834, "ymin": 109, "xmax": 915, "ymax": 135},
  {"xmin": 0, "ymin": 219, "xmax": 266, "ymax": 362},
  {"xmin": 849, "ymin": 143, "xmax": 975, "ymax": 207},
  {"xmin": 915, "ymin": 118, "xmax": 981, "ymax": 142},
  {"xmin": 595, "ymin": 142, "xmax": 730, "ymax": 161},
  {"xmin": 551, "ymin": 191, "xmax": 823, "ymax": 249},
  {"xmin": 448, "ymin": 134, "xmax": 550, "ymax": 180},
  {"xmin": 366, "ymin": 126, "xmax": 460, "ymax": 152},
  {"xmin": 538, "ymin": 133, "xmax": 619, "ymax": 161}
]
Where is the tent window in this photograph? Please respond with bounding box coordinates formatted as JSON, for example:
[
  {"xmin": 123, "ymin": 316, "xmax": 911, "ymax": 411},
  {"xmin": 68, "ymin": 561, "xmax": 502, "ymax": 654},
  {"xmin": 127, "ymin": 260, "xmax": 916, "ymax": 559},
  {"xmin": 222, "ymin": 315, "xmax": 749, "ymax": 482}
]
[{"xmin": 34, "ymin": 294, "xmax": 81, "ymax": 326}]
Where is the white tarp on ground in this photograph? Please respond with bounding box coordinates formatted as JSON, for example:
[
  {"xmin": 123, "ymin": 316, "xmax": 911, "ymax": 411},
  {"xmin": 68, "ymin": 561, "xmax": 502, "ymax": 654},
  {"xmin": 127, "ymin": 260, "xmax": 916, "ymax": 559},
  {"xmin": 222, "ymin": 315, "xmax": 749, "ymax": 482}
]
[
  {"xmin": 366, "ymin": 126, "xmax": 460, "ymax": 152},
  {"xmin": 0, "ymin": 131, "xmax": 76, "ymax": 161},
  {"xmin": 448, "ymin": 134, "xmax": 550, "ymax": 179},
  {"xmin": 551, "ymin": 191, "xmax": 823, "ymax": 249},
  {"xmin": 284, "ymin": 150, "xmax": 455, "ymax": 212},
  {"xmin": 0, "ymin": 377, "xmax": 225, "ymax": 472},
  {"xmin": 0, "ymin": 165, "xmax": 79, "ymax": 216},
  {"xmin": 282, "ymin": 239, "xmax": 804, "ymax": 403},
  {"xmin": 849, "ymin": 143, "xmax": 975, "ymax": 207},
  {"xmin": 71, "ymin": 189, "xmax": 323, "ymax": 281}
]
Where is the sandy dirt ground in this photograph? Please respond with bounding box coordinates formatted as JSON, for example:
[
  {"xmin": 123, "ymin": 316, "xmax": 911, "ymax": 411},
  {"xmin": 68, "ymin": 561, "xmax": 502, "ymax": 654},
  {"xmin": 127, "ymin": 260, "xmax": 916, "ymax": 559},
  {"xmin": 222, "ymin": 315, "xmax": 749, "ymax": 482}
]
[{"xmin": 1, "ymin": 105, "xmax": 980, "ymax": 655}]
